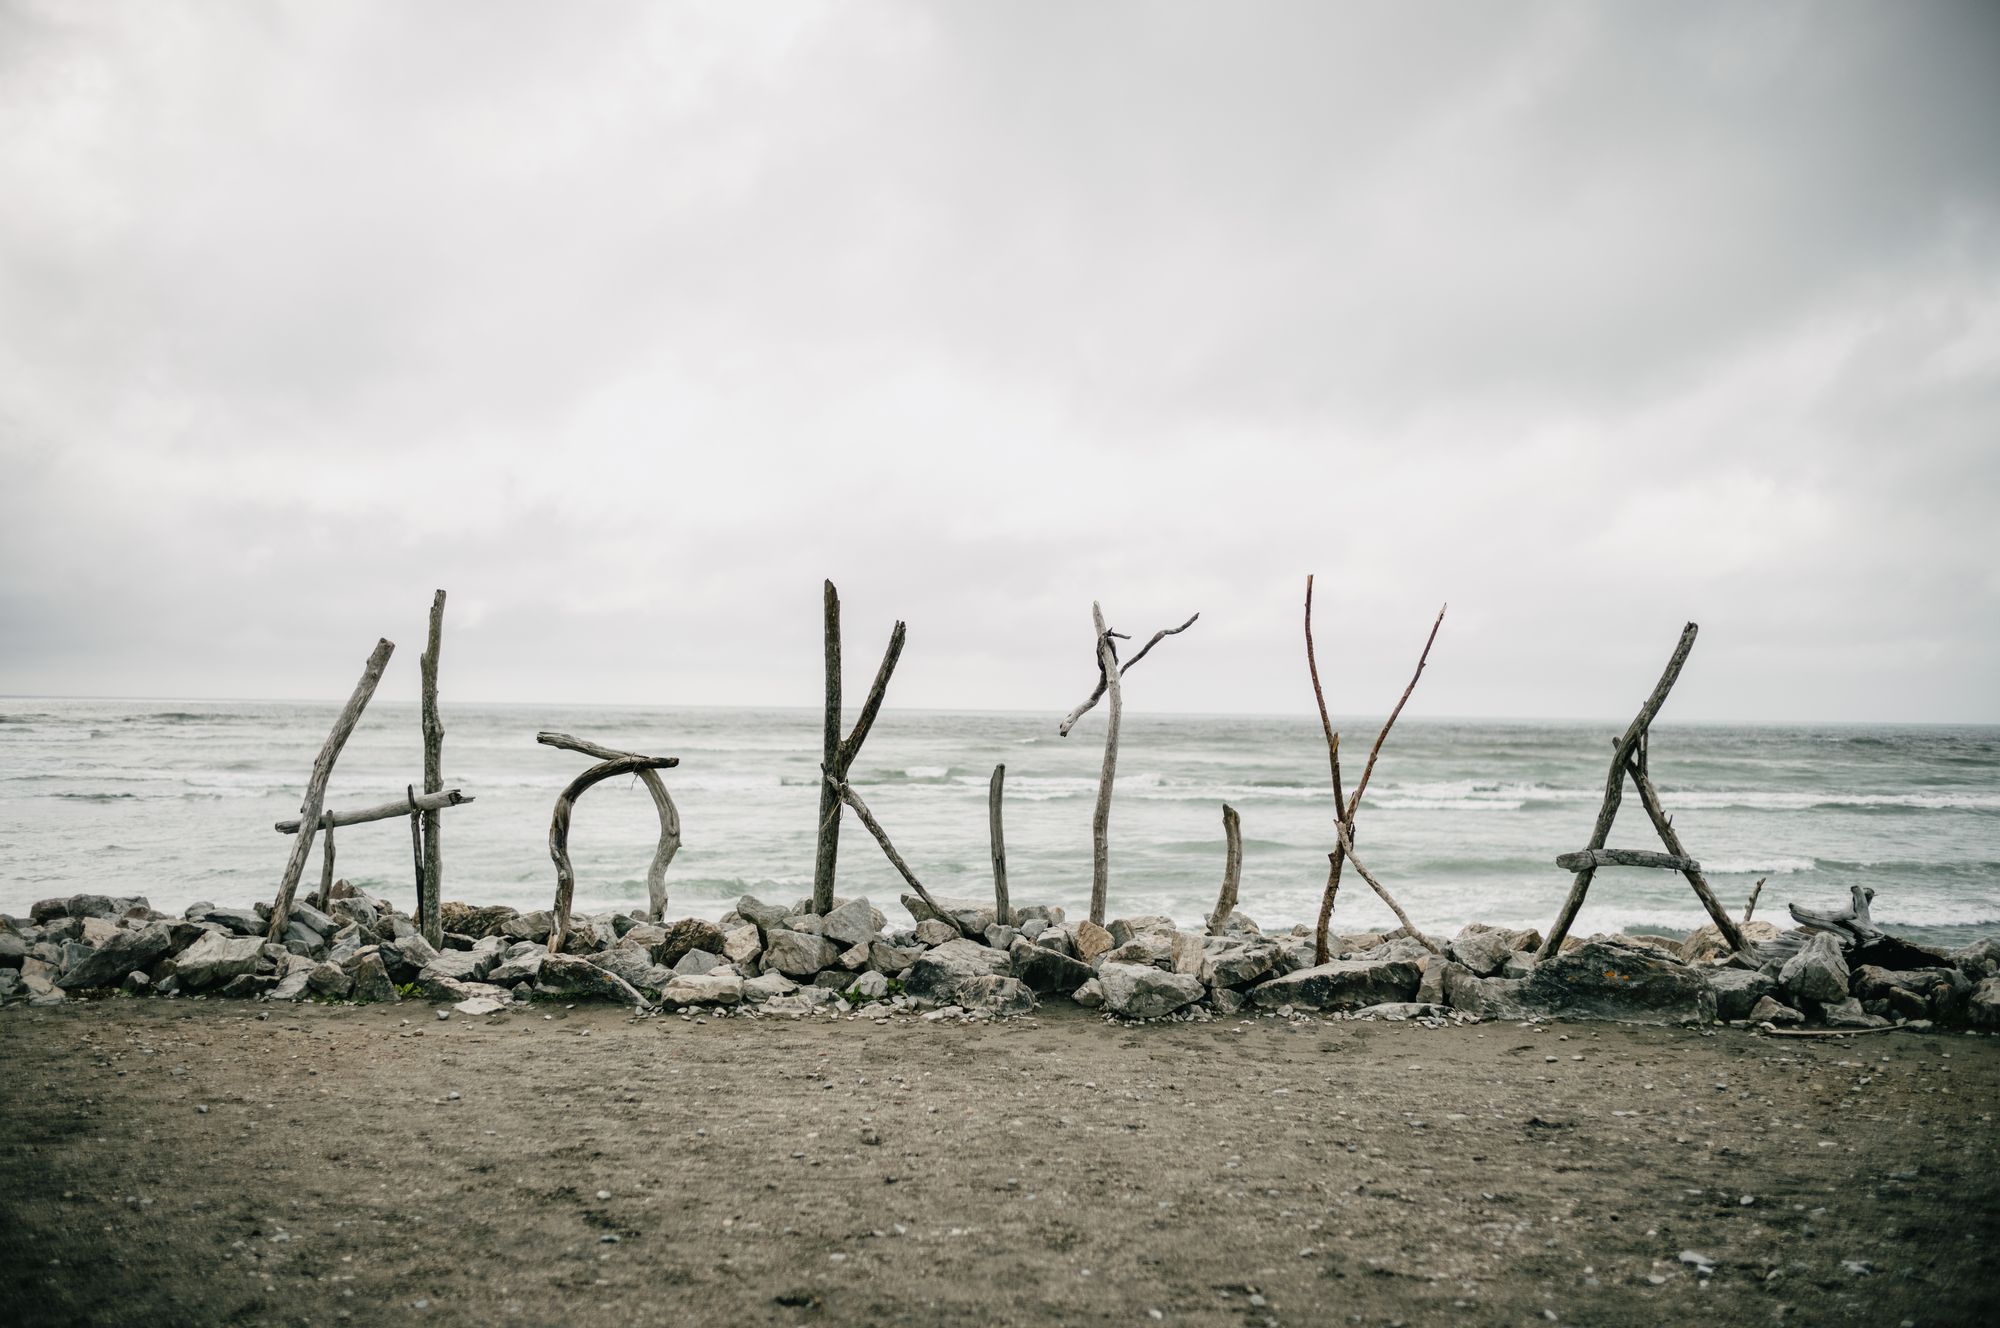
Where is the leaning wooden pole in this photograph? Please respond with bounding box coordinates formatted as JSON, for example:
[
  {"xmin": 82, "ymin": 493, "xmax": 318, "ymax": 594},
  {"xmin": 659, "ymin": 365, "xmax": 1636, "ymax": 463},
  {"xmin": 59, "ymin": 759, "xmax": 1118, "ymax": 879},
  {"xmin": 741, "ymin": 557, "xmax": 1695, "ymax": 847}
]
[
  {"xmin": 1537, "ymin": 623, "xmax": 1699, "ymax": 959},
  {"xmin": 826, "ymin": 774, "xmax": 971, "ymax": 938},
  {"xmin": 1304, "ymin": 576, "xmax": 1344, "ymax": 962},
  {"xmin": 1624, "ymin": 756, "xmax": 1747, "ymax": 951},
  {"xmin": 418, "ymin": 589, "xmax": 446, "ymax": 946},
  {"xmin": 1208, "ymin": 803, "xmax": 1242, "ymax": 934},
  {"xmin": 989, "ymin": 763, "xmax": 1010, "ymax": 927},
  {"xmin": 267, "ymin": 637, "xmax": 395, "ymax": 941}
]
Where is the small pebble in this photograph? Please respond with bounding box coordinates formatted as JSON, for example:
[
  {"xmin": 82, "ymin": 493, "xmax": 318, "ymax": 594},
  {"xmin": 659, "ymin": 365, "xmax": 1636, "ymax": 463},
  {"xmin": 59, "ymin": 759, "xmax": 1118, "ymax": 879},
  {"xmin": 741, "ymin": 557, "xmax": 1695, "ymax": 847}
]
[
  {"xmin": 596, "ymin": 1190, "xmax": 612, "ymax": 1201},
  {"xmin": 195, "ymin": 1105, "xmax": 208, "ymax": 1114},
  {"xmin": 436, "ymin": 1010, "xmax": 449, "ymax": 1022}
]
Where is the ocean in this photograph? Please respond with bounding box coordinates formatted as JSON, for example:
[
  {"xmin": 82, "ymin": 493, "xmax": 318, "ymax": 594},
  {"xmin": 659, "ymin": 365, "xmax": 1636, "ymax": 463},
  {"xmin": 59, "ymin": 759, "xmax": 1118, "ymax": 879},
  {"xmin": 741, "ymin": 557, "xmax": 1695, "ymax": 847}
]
[{"xmin": 2, "ymin": 700, "xmax": 1996, "ymax": 948}]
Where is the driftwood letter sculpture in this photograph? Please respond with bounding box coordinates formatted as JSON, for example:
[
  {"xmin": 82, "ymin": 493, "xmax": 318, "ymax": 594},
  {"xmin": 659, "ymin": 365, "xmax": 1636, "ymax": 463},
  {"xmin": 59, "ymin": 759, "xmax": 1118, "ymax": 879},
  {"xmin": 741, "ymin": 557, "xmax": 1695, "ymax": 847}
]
[
  {"xmin": 812, "ymin": 580, "xmax": 907, "ymax": 916},
  {"xmin": 540, "ymin": 734, "xmax": 680, "ymax": 950},
  {"xmin": 1059, "ymin": 601, "xmax": 1198, "ymax": 927},
  {"xmin": 1537, "ymin": 623, "xmax": 1748, "ymax": 959},
  {"xmin": 1303, "ymin": 577, "xmax": 1445, "ymax": 962}
]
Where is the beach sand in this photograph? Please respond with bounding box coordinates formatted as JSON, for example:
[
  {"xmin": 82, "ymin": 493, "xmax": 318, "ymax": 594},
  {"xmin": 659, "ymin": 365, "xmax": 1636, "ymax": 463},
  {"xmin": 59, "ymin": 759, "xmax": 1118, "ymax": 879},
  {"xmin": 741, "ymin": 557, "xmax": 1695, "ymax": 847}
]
[{"xmin": 2, "ymin": 1001, "xmax": 1994, "ymax": 1327}]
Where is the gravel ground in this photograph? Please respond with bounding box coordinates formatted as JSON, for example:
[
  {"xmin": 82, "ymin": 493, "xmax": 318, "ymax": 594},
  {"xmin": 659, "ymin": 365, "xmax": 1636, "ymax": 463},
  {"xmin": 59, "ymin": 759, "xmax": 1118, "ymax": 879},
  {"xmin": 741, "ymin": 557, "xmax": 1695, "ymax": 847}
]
[{"xmin": 2, "ymin": 999, "xmax": 1995, "ymax": 1327}]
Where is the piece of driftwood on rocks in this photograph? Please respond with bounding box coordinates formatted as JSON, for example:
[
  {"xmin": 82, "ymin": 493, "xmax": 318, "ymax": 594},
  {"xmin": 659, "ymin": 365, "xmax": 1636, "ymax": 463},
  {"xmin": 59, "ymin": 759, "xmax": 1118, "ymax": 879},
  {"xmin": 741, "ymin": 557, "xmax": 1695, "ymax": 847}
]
[
  {"xmin": 989, "ymin": 763, "xmax": 1010, "ymax": 927},
  {"xmin": 274, "ymin": 788, "xmax": 474, "ymax": 834},
  {"xmin": 1744, "ymin": 876, "xmax": 1766, "ymax": 923},
  {"xmin": 1059, "ymin": 601, "xmax": 1198, "ymax": 926},
  {"xmin": 823, "ymin": 773, "xmax": 969, "ymax": 937},
  {"xmin": 1303, "ymin": 575, "xmax": 1445, "ymax": 962},
  {"xmin": 1208, "ymin": 803, "xmax": 1242, "ymax": 935},
  {"xmin": 539, "ymin": 731, "xmax": 682, "ymax": 922},
  {"xmin": 545, "ymin": 750, "xmax": 680, "ymax": 952},
  {"xmin": 1539, "ymin": 623, "xmax": 1748, "ymax": 960},
  {"xmin": 266, "ymin": 638, "xmax": 395, "ymax": 942},
  {"xmin": 812, "ymin": 581, "xmax": 908, "ymax": 915},
  {"xmin": 405, "ymin": 784, "xmax": 425, "ymax": 923},
  {"xmin": 418, "ymin": 589, "xmax": 446, "ymax": 945}
]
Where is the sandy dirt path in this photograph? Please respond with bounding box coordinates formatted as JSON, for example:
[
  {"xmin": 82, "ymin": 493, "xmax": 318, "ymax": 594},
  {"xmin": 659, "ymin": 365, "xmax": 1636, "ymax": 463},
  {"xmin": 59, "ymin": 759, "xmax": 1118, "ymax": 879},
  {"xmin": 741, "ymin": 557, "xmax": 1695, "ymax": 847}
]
[{"xmin": 2, "ymin": 1000, "xmax": 1995, "ymax": 1327}]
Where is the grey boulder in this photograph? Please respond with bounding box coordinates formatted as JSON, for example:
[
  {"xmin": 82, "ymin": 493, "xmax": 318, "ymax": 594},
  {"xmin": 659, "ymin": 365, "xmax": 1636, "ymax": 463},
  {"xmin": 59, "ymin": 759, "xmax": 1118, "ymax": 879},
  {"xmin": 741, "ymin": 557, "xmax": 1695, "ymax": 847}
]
[
  {"xmin": 1779, "ymin": 932, "xmax": 1851, "ymax": 1005},
  {"xmin": 1250, "ymin": 956, "xmax": 1423, "ymax": 1012},
  {"xmin": 903, "ymin": 938, "xmax": 1011, "ymax": 1005},
  {"xmin": 57, "ymin": 922, "xmax": 175, "ymax": 990},
  {"xmin": 1097, "ymin": 962, "xmax": 1203, "ymax": 1019}
]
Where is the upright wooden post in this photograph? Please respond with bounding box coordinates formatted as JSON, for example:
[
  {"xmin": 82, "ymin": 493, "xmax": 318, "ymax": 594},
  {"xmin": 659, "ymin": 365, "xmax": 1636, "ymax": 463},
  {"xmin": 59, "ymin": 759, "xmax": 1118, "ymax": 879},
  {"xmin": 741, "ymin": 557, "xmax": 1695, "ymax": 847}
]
[
  {"xmin": 267, "ymin": 638, "xmax": 395, "ymax": 941},
  {"xmin": 1087, "ymin": 603, "xmax": 1122, "ymax": 926},
  {"xmin": 813, "ymin": 581, "xmax": 843, "ymax": 914},
  {"xmin": 418, "ymin": 589, "xmax": 445, "ymax": 947},
  {"xmin": 989, "ymin": 763, "xmax": 1010, "ymax": 927},
  {"xmin": 1208, "ymin": 803, "xmax": 1242, "ymax": 934}
]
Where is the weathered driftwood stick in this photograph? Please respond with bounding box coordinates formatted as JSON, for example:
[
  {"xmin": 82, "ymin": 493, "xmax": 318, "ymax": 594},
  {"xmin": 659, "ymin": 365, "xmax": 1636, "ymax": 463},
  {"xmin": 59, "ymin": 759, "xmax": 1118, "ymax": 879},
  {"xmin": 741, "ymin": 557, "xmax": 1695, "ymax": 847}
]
[
  {"xmin": 1304, "ymin": 576, "xmax": 1346, "ymax": 963},
  {"xmin": 1538, "ymin": 623, "xmax": 1699, "ymax": 959},
  {"xmin": 1623, "ymin": 759, "xmax": 1748, "ymax": 952},
  {"xmin": 538, "ymin": 731, "xmax": 681, "ymax": 920},
  {"xmin": 311, "ymin": 822, "xmax": 336, "ymax": 911},
  {"xmin": 547, "ymin": 753, "xmax": 680, "ymax": 953},
  {"xmin": 405, "ymin": 784, "xmax": 425, "ymax": 919},
  {"xmin": 1554, "ymin": 848, "xmax": 1701, "ymax": 873},
  {"xmin": 1208, "ymin": 803, "xmax": 1242, "ymax": 935},
  {"xmin": 418, "ymin": 589, "xmax": 446, "ymax": 946},
  {"xmin": 1086, "ymin": 603, "xmax": 1121, "ymax": 926},
  {"xmin": 1336, "ymin": 820, "xmax": 1443, "ymax": 954},
  {"xmin": 811, "ymin": 580, "xmax": 908, "ymax": 915},
  {"xmin": 275, "ymin": 788, "xmax": 473, "ymax": 834},
  {"xmin": 267, "ymin": 638, "xmax": 395, "ymax": 941},
  {"xmin": 989, "ymin": 763, "xmax": 1010, "ymax": 927},
  {"xmin": 826, "ymin": 774, "xmax": 970, "ymax": 937},
  {"xmin": 1057, "ymin": 612, "xmax": 1198, "ymax": 736},
  {"xmin": 1743, "ymin": 876, "xmax": 1766, "ymax": 923}
]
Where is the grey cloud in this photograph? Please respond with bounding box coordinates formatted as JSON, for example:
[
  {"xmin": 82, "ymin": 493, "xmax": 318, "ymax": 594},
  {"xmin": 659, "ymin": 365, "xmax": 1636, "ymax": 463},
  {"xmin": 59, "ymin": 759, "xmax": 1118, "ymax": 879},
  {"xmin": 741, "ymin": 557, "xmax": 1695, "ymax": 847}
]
[{"xmin": 0, "ymin": 1, "xmax": 1995, "ymax": 721}]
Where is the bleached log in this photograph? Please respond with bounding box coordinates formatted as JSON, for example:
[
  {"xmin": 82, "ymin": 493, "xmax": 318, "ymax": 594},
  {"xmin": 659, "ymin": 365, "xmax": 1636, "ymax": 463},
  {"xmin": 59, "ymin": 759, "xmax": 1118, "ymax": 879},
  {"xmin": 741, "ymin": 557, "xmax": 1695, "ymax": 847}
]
[
  {"xmin": 989, "ymin": 763, "xmax": 1010, "ymax": 927},
  {"xmin": 1554, "ymin": 848, "xmax": 1700, "ymax": 873},
  {"xmin": 275, "ymin": 788, "xmax": 473, "ymax": 834},
  {"xmin": 547, "ymin": 751, "xmax": 680, "ymax": 953},
  {"xmin": 538, "ymin": 731, "xmax": 681, "ymax": 920},
  {"xmin": 1538, "ymin": 623, "xmax": 1698, "ymax": 959},
  {"xmin": 1743, "ymin": 876, "xmax": 1766, "ymax": 923},
  {"xmin": 1208, "ymin": 803, "xmax": 1242, "ymax": 935},
  {"xmin": 418, "ymin": 589, "xmax": 446, "ymax": 946},
  {"xmin": 266, "ymin": 638, "xmax": 394, "ymax": 941}
]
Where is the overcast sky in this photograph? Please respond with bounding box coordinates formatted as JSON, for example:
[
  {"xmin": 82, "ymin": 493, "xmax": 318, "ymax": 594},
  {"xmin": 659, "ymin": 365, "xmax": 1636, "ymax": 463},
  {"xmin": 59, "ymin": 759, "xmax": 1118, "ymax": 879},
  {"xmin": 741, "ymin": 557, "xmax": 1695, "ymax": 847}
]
[{"xmin": 2, "ymin": 1, "xmax": 1996, "ymax": 723}]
